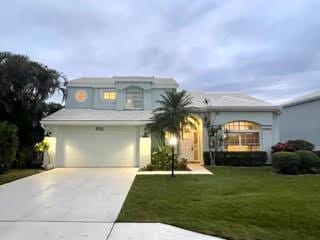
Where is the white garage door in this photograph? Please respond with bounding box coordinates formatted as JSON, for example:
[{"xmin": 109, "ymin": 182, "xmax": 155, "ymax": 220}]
[{"xmin": 59, "ymin": 126, "xmax": 138, "ymax": 167}]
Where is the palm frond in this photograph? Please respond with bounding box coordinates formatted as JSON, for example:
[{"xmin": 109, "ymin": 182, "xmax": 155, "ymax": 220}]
[{"xmin": 149, "ymin": 90, "xmax": 197, "ymax": 139}]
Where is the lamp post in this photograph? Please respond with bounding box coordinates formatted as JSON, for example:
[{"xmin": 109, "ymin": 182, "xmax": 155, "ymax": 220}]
[{"xmin": 168, "ymin": 135, "xmax": 177, "ymax": 177}]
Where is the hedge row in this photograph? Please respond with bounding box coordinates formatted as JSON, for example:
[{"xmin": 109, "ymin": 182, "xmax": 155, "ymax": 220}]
[
  {"xmin": 272, "ymin": 150, "xmax": 320, "ymax": 174},
  {"xmin": 0, "ymin": 122, "xmax": 19, "ymax": 173},
  {"xmin": 204, "ymin": 151, "xmax": 268, "ymax": 166}
]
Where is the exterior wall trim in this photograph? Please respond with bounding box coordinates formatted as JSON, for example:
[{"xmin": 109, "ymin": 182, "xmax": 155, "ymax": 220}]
[
  {"xmin": 282, "ymin": 96, "xmax": 320, "ymax": 108},
  {"xmin": 68, "ymin": 84, "xmax": 178, "ymax": 89},
  {"xmin": 41, "ymin": 120, "xmax": 152, "ymax": 126},
  {"xmin": 193, "ymin": 107, "xmax": 281, "ymax": 113}
]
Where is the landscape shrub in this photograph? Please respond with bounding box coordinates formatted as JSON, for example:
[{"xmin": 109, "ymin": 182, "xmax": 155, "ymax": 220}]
[
  {"xmin": 271, "ymin": 143, "xmax": 294, "ymax": 153},
  {"xmin": 177, "ymin": 158, "xmax": 188, "ymax": 169},
  {"xmin": 314, "ymin": 151, "xmax": 320, "ymax": 158},
  {"xmin": 151, "ymin": 145, "xmax": 173, "ymax": 170},
  {"xmin": 13, "ymin": 146, "xmax": 37, "ymax": 168},
  {"xmin": 295, "ymin": 150, "xmax": 320, "ymax": 173},
  {"xmin": 143, "ymin": 145, "xmax": 188, "ymax": 171},
  {"xmin": 287, "ymin": 139, "xmax": 315, "ymax": 151},
  {"xmin": 272, "ymin": 152, "xmax": 301, "ymax": 174},
  {"xmin": 0, "ymin": 122, "xmax": 19, "ymax": 172},
  {"xmin": 203, "ymin": 152, "xmax": 211, "ymax": 165},
  {"xmin": 144, "ymin": 163, "xmax": 155, "ymax": 171},
  {"xmin": 203, "ymin": 151, "xmax": 268, "ymax": 166}
]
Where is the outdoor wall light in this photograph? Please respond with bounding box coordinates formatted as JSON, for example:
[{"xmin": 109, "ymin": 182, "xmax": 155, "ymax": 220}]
[
  {"xmin": 143, "ymin": 130, "xmax": 149, "ymax": 138},
  {"xmin": 45, "ymin": 131, "xmax": 52, "ymax": 137}
]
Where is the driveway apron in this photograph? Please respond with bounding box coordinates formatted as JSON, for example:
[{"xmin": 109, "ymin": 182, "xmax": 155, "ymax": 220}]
[{"xmin": 0, "ymin": 168, "xmax": 137, "ymax": 240}]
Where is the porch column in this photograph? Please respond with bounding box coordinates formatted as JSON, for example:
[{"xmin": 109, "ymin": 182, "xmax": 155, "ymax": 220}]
[
  {"xmin": 139, "ymin": 137, "xmax": 151, "ymax": 168},
  {"xmin": 42, "ymin": 136, "xmax": 56, "ymax": 167}
]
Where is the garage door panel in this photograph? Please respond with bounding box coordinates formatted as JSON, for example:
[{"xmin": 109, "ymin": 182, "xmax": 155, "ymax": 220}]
[{"xmin": 60, "ymin": 126, "xmax": 138, "ymax": 167}]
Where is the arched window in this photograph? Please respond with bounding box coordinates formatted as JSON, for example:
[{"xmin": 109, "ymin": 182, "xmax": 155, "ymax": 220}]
[
  {"xmin": 223, "ymin": 121, "xmax": 260, "ymax": 151},
  {"xmin": 125, "ymin": 87, "xmax": 144, "ymax": 109}
]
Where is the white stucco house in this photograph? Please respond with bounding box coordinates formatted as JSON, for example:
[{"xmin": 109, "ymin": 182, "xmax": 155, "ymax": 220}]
[
  {"xmin": 279, "ymin": 91, "xmax": 320, "ymax": 150},
  {"xmin": 41, "ymin": 76, "xmax": 280, "ymax": 167}
]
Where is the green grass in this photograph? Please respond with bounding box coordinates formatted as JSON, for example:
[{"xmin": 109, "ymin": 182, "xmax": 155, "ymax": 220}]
[
  {"xmin": 118, "ymin": 167, "xmax": 320, "ymax": 240},
  {"xmin": 0, "ymin": 169, "xmax": 43, "ymax": 185}
]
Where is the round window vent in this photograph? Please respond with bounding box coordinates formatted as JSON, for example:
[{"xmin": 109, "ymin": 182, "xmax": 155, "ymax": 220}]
[{"xmin": 75, "ymin": 90, "xmax": 88, "ymax": 102}]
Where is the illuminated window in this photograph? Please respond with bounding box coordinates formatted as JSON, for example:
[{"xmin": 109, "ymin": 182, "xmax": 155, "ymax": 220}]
[
  {"xmin": 102, "ymin": 90, "xmax": 116, "ymax": 101},
  {"xmin": 223, "ymin": 121, "xmax": 260, "ymax": 151},
  {"xmin": 224, "ymin": 121, "xmax": 259, "ymax": 131},
  {"xmin": 125, "ymin": 90, "xmax": 144, "ymax": 109}
]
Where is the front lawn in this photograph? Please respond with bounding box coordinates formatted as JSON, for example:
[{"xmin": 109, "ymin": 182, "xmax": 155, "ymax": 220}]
[
  {"xmin": 0, "ymin": 169, "xmax": 42, "ymax": 185},
  {"xmin": 118, "ymin": 167, "xmax": 320, "ymax": 240}
]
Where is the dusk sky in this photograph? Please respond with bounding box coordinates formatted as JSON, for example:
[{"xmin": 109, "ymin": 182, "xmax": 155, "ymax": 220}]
[{"xmin": 1, "ymin": 0, "xmax": 319, "ymax": 104}]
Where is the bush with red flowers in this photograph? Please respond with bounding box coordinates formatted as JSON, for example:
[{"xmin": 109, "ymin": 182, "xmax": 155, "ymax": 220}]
[{"xmin": 271, "ymin": 142, "xmax": 295, "ymax": 153}]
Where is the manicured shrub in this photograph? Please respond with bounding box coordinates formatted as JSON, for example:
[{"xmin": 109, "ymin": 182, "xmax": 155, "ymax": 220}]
[
  {"xmin": 146, "ymin": 145, "xmax": 187, "ymax": 171},
  {"xmin": 287, "ymin": 139, "xmax": 315, "ymax": 151},
  {"xmin": 272, "ymin": 152, "xmax": 301, "ymax": 174},
  {"xmin": 271, "ymin": 142, "xmax": 294, "ymax": 153},
  {"xmin": 0, "ymin": 122, "xmax": 19, "ymax": 172},
  {"xmin": 151, "ymin": 145, "xmax": 172, "ymax": 170},
  {"xmin": 203, "ymin": 151, "xmax": 268, "ymax": 166},
  {"xmin": 177, "ymin": 158, "xmax": 188, "ymax": 169},
  {"xmin": 144, "ymin": 163, "xmax": 155, "ymax": 171},
  {"xmin": 296, "ymin": 150, "xmax": 320, "ymax": 173},
  {"xmin": 203, "ymin": 152, "xmax": 211, "ymax": 165}
]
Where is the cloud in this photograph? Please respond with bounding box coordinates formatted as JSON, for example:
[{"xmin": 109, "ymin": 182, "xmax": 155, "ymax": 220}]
[{"xmin": 0, "ymin": 0, "xmax": 320, "ymax": 104}]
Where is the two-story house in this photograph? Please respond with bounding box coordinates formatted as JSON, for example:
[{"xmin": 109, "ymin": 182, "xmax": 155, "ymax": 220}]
[{"xmin": 41, "ymin": 76, "xmax": 280, "ymax": 167}]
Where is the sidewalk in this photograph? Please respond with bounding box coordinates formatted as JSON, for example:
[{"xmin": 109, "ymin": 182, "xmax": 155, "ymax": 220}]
[{"xmin": 108, "ymin": 223, "xmax": 224, "ymax": 240}]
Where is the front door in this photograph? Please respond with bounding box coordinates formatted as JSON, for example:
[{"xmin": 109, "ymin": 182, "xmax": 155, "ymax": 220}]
[{"xmin": 180, "ymin": 128, "xmax": 199, "ymax": 162}]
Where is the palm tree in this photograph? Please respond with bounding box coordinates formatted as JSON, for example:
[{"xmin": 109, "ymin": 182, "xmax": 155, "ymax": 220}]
[{"xmin": 146, "ymin": 90, "xmax": 197, "ymax": 175}]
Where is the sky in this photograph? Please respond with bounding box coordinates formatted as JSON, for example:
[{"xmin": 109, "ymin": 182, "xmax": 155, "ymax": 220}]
[{"xmin": 1, "ymin": 0, "xmax": 320, "ymax": 104}]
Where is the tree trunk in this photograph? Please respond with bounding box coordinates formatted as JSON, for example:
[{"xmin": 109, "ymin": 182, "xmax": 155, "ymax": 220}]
[
  {"xmin": 177, "ymin": 137, "xmax": 181, "ymax": 159},
  {"xmin": 212, "ymin": 134, "xmax": 219, "ymax": 166},
  {"xmin": 212, "ymin": 149, "xmax": 216, "ymax": 166},
  {"xmin": 207, "ymin": 128, "xmax": 214, "ymax": 165}
]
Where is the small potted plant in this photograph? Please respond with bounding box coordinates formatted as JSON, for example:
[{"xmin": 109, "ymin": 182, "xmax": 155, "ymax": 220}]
[{"xmin": 34, "ymin": 139, "xmax": 53, "ymax": 170}]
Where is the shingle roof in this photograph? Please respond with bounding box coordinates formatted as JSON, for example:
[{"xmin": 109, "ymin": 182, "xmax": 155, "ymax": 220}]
[
  {"xmin": 282, "ymin": 91, "xmax": 320, "ymax": 107},
  {"xmin": 42, "ymin": 108, "xmax": 153, "ymax": 122},
  {"xmin": 189, "ymin": 92, "xmax": 277, "ymax": 110},
  {"xmin": 68, "ymin": 76, "xmax": 178, "ymax": 87},
  {"xmin": 42, "ymin": 92, "xmax": 279, "ymax": 124}
]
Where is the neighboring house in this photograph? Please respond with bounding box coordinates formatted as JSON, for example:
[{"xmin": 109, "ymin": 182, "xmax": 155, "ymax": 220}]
[
  {"xmin": 41, "ymin": 76, "xmax": 280, "ymax": 167},
  {"xmin": 279, "ymin": 91, "xmax": 320, "ymax": 150}
]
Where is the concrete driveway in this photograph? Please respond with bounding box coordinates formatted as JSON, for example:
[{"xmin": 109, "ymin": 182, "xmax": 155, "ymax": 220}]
[{"xmin": 0, "ymin": 168, "xmax": 137, "ymax": 239}]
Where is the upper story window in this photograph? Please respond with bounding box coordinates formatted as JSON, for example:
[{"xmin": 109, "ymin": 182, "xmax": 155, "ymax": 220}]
[
  {"xmin": 102, "ymin": 90, "xmax": 116, "ymax": 101},
  {"xmin": 125, "ymin": 88, "xmax": 144, "ymax": 109}
]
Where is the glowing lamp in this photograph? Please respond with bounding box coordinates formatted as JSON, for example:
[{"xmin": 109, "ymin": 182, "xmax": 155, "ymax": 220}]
[{"xmin": 168, "ymin": 136, "xmax": 177, "ymax": 146}]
